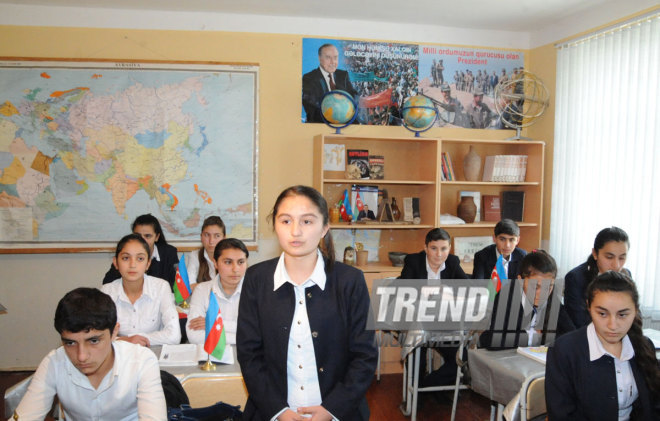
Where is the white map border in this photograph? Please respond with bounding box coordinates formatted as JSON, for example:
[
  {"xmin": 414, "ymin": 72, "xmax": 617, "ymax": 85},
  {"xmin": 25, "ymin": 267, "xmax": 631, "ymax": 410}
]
[{"xmin": 0, "ymin": 59, "xmax": 259, "ymax": 253}]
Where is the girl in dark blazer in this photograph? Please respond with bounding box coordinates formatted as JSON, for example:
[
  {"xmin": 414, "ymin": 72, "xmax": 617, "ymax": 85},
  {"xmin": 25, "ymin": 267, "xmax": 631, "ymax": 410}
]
[
  {"xmin": 564, "ymin": 226, "xmax": 631, "ymax": 328},
  {"xmin": 546, "ymin": 271, "xmax": 660, "ymax": 420},
  {"xmin": 102, "ymin": 214, "xmax": 179, "ymax": 287},
  {"xmin": 237, "ymin": 186, "xmax": 377, "ymax": 421}
]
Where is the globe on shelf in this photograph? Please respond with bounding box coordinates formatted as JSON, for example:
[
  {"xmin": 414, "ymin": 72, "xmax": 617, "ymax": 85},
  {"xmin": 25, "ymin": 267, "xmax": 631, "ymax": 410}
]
[
  {"xmin": 401, "ymin": 95, "xmax": 438, "ymax": 136},
  {"xmin": 321, "ymin": 90, "xmax": 357, "ymax": 134}
]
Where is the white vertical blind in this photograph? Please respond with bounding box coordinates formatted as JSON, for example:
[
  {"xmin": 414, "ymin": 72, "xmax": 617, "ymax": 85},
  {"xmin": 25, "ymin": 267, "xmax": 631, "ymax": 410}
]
[{"xmin": 551, "ymin": 12, "xmax": 660, "ymax": 319}]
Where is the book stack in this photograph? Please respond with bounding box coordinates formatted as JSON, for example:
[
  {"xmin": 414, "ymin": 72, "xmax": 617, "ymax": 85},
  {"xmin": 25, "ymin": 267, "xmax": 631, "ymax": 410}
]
[
  {"xmin": 482, "ymin": 155, "xmax": 528, "ymax": 182},
  {"xmin": 441, "ymin": 152, "xmax": 456, "ymax": 181}
]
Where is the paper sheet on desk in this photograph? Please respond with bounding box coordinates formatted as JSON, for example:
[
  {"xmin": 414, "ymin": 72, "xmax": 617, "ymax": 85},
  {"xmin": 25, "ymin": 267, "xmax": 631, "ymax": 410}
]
[{"xmin": 159, "ymin": 343, "xmax": 234, "ymax": 366}]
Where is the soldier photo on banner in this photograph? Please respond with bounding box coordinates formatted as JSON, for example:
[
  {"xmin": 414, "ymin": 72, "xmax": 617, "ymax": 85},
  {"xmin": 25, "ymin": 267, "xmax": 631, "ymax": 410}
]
[{"xmin": 301, "ymin": 37, "xmax": 524, "ymax": 130}]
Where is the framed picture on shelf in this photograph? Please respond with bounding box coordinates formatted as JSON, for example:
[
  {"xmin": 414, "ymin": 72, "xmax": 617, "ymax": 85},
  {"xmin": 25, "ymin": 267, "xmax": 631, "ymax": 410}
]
[{"xmin": 453, "ymin": 236, "xmax": 493, "ymax": 264}]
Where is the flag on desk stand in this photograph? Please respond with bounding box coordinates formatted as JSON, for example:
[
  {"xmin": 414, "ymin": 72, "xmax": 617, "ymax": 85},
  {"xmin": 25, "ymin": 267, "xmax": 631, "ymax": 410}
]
[
  {"xmin": 338, "ymin": 189, "xmax": 353, "ymax": 222},
  {"xmin": 173, "ymin": 257, "xmax": 191, "ymax": 304},
  {"xmin": 488, "ymin": 255, "xmax": 507, "ymax": 301},
  {"xmin": 204, "ymin": 292, "xmax": 226, "ymax": 360},
  {"xmin": 353, "ymin": 188, "xmax": 364, "ymax": 221}
]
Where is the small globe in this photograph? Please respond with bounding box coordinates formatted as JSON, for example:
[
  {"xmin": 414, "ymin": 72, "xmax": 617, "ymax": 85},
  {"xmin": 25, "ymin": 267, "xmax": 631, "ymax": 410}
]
[
  {"xmin": 401, "ymin": 95, "xmax": 437, "ymax": 134},
  {"xmin": 321, "ymin": 90, "xmax": 357, "ymax": 125}
]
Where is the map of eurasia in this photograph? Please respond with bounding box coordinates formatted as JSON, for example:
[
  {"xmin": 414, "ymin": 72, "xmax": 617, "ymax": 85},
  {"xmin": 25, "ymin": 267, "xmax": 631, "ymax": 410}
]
[{"xmin": 0, "ymin": 62, "xmax": 257, "ymax": 244}]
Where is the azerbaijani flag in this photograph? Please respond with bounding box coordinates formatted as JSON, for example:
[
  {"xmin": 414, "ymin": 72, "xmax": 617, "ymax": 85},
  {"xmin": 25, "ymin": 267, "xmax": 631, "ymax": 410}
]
[
  {"xmin": 339, "ymin": 189, "xmax": 353, "ymax": 222},
  {"xmin": 488, "ymin": 255, "xmax": 507, "ymax": 301},
  {"xmin": 204, "ymin": 291, "xmax": 226, "ymax": 360},
  {"xmin": 173, "ymin": 257, "xmax": 191, "ymax": 304},
  {"xmin": 353, "ymin": 188, "xmax": 364, "ymax": 221}
]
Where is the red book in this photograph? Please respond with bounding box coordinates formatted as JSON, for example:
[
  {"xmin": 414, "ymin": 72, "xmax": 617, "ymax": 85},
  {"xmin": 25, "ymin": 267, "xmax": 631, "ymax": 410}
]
[{"xmin": 483, "ymin": 195, "xmax": 501, "ymax": 222}]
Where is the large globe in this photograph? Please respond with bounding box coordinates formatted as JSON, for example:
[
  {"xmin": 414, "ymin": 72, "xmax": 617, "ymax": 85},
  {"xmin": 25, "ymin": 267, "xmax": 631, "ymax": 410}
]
[
  {"xmin": 321, "ymin": 90, "xmax": 356, "ymax": 125},
  {"xmin": 402, "ymin": 95, "xmax": 437, "ymax": 132}
]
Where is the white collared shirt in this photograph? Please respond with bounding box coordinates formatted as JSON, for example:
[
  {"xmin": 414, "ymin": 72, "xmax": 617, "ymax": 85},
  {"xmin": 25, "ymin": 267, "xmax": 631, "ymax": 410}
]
[
  {"xmin": 15, "ymin": 341, "xmax": 166, "ymax": 420},
  {"xmin": 520, "ymin": 291, "xmax": 546, "ymax": 346},
  {"xmin": 271, "ymin": 250, "xmax": 337, "ymax": 420},
  {"xmin": 152, "ymin": 243, "xmax": 161, "ymax": 262},
  {"xmin": 586, "ymin": 323, "xmax": 638, "ymax": 420},
  {"xmin": 185, "ymin": 249, "xmax": 213, "ymax": 284},
  {"xmin": 319, "ymin": 67, "xmax": 334, "ymax": 91},
  {"xmin": 101, "ymin": 275, "xmax": 181, "ymax": 345},
  {"xmin": 425, "ymin": 258, "xmax": 445, "ymax": 279},
  {"xmin": 186, "ymin": 275, "xmax": 242, "ymax": 345}
]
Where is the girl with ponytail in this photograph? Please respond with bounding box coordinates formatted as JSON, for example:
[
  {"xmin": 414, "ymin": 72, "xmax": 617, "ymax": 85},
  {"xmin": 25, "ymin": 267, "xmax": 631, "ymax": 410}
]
[
  {"xmin": 546, "ymin": 271, "xmax": 659, "ymax": 420},
  {"xmin": 237, "ymin": 185, "xmax": 376, "ymax": 421},
  {"xmin": 564, "ymin": 226, "xmax": 631, "ymax": 327},
  {"xmin": 186, "ymin": 216, "xmax": 226, "ymax": 285}
]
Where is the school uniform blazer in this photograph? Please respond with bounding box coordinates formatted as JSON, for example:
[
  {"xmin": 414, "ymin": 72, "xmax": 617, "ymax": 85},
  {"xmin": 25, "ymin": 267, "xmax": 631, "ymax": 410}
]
[
  {"xmin": 546, "ymin": 326, "xmax": 659, "ymax": 421},
  {"xmin": 399, "ymin": 251, "xmax": 468, "ymax": 280},
  {"xmin": 564, "ymin": 263, "xmax": 633, "ymax": 328},
  {"xmin": 236, "ymin": 258, "xmax": 377, "ymax": 421},
  {"xmin": 471, "ymin": 244, "xmax": 527, "ymax": 280},
  {"xmin": 102, "ymin": 242, "xmax": 179, "ymax": 287},
  {"xmin": 478, "ymin": 294, "xmax": 575, "ymax": 349}
]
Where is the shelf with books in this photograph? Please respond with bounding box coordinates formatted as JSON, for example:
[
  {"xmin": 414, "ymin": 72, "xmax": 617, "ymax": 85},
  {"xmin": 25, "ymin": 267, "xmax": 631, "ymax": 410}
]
[
  {"xmin": 314, "ymin": 133, "xmax": 440, "ymax": 266},
  {"xmin": 439, "ymin": 138, "xmax": 544, "ymax": 251},
  {"xmin": 325, "ymin": 178, "xmax": 436, "ymax": 185},
  {"xmin": 440, "ymin": 181, "xmax": 540, "ymax": 186}
]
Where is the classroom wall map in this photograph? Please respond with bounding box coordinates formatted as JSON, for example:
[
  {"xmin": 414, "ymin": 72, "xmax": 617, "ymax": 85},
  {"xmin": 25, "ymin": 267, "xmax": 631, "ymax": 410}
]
[{"xmin": 0, "ymin": 61, "xmax": 258, "ymax": 249}]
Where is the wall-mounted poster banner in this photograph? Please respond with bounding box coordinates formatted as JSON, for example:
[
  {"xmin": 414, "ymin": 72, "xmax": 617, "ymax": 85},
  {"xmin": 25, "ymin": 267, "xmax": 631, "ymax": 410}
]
[
  {"xmin": 302, "ymin": 38, "xmax": 524, "ymax": 129},
  {"xmin": 418, "ymin": 45, "xmax": 524, "ymax": 129}
]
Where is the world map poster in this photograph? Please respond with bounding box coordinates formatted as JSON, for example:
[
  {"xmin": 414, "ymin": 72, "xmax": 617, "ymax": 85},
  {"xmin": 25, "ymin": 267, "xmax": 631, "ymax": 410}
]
[{"xmin": 0, "ymin": 60, "xmax": 258, "ymax": 250}]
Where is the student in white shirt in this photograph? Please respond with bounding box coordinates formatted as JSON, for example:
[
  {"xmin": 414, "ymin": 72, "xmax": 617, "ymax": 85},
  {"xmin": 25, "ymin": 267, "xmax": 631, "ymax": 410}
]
[
  {"xmin": 237, "ymin": 185, "xmax": 376, "ymax": 421},
  {"xmin": 546, "ymin": 271, "xmax": 660, "ymax": 420},
  {"xmin": 186, "ymin": 238, "xmax": 248, "ymax": 345},
  {"xmin": 14, "ymin": 287, "xmax": 166, "ymax": 420},
  {"xmin": 186, "ymin": 216, "xmax": 226, "ymax": 285},
  {"xmin": 101, "ymin": 233, "xmax": 181, "ymax": 346}
]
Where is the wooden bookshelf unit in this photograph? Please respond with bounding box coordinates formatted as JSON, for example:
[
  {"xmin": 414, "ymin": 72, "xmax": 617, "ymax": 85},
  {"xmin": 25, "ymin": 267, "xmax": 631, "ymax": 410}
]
[
  {"xmin": 313, "ymin": 133, "xmax": 440, "ymax": 265},
  {"xmin": 439, "ymin": 138, "xmax": 544, "ymax": 252}
]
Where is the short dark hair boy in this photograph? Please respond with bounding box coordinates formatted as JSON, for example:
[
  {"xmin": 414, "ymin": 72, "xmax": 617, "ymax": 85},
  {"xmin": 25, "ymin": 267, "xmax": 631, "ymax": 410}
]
[
  {"xmin": 472, "ymin": 218, "xmax": 527, "ymax": 279},
  {"xmin": 15, "ymin": 288, "xmax": 166, "ymax": 420}
]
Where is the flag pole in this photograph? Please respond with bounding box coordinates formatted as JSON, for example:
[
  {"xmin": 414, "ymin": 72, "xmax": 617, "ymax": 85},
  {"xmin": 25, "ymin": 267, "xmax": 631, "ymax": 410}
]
[{"xmin": 200, "ymin": 353, "xmax": 216, "ymax": 371}]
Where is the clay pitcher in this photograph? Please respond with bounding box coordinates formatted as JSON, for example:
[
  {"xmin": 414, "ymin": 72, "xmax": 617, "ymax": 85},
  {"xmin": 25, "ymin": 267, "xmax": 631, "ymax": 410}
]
[
  {"xmin": 463, "ymin": 145, "xmax": 482, "ymax": 181},
  {"xmin": 457, "ymin": 196, "xmax": 477, "ymax": 223}
]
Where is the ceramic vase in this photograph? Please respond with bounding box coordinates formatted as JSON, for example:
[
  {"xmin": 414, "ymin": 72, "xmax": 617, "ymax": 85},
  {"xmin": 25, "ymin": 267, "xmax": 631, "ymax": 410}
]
[
  {"xmin": 463, "ymin": 145, "xmax": 482, "ymax": 181},
  {"xmin": 457, "ymin": 196, "xmax": 477, "ymax": 223}
]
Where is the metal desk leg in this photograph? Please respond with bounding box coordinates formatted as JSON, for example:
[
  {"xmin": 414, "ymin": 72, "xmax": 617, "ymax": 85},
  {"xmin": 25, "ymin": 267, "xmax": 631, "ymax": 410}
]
[{"xmin": 410, "ymin": 346, "xmax": 421, "ymax": 421}]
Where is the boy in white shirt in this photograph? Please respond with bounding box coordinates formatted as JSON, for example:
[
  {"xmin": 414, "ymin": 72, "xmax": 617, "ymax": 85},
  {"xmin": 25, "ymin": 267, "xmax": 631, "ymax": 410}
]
[{"xmin": 13, "ymin": 287, "xmax": 166, "ymax": 420}]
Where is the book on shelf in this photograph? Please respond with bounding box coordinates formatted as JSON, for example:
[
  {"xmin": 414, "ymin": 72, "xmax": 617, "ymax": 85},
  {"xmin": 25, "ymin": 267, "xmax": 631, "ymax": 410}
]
[
  {"xmin": 501, "ymin": 191, "xmax": 525, "ymax": 221},
  {"xmin": 369, "ymin": 155, "xmax": 384, "ymax": 179},
  {"xmin": 440, "ymin": 152, "xmax": 450, "ymax": 181},
  {"xmin": 323, "ymin": 143, "xmax": 345, "ymax": 171},
  {"xmin": 402, "ymin": 197, "xmax": 420, "ymax": 223},
  {"xmin": 346, "ymin": 149, "xmax": 370, "ymax": 179},
  {"xmin": 482, "ymin": 194, "xmax": 501, "ymax": 222},
  {"xmin": 158, "ymin": 343, "xmax": 234, "ymax": 366},
  {"xmin": 459, "ymin": 191, "xmax": 481, "ymax": 222},
  {"xmin": 482, "ymin": 155, "xmax": 528, "ymax": 182},
  {"xmin": 442, "ymin": 152, "xmax": 456, "ymax": 181},
  {"xmin": 516, "ymin": 346, "xmax": 548, "ymax": 365},
  {"xmin": 453, "ymin": 236, "xmax": 493, "ymax": 264}
]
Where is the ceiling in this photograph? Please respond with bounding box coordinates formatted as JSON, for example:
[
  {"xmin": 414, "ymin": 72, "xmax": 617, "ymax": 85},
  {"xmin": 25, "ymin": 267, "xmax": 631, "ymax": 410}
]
[{"xmin": 0, "ymin": 0, "xmax": 640, "ymax": 32}]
